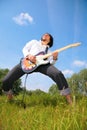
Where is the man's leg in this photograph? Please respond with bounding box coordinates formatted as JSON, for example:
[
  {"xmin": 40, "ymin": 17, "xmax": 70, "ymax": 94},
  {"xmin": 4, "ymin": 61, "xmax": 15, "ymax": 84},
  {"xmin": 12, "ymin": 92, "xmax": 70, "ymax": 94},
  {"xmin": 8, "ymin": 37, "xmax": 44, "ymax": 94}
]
[
  {"xmin": 2, "ymin": 63, "xmax": 25, "ymax": 100},
  {"xmin": 2, "ymin": 63, "xmax": 25, "ymax": 91},
  {"xmin": 35, "ymin": 64, "xmax": 72, "ymax": 104}
]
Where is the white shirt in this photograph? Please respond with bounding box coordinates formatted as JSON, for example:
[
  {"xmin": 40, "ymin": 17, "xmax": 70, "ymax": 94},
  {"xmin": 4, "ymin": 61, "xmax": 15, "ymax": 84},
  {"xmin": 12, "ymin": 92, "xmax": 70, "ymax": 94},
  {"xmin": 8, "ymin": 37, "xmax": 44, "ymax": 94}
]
[{"xmin": 22, "ymin": 40, "xmax": 56, "ymax": 64}]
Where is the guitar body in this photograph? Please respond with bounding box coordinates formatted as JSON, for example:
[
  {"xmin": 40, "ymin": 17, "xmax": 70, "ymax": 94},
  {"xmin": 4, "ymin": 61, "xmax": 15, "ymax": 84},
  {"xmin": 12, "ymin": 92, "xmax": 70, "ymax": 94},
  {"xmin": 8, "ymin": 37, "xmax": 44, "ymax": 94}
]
[
  {"xmin": 20, "ymin": 51, "xmax": 49, "ymax": 73},
  {"xmin": 21, "ymin": 42, "xmax": 81, "ymax": 73}
]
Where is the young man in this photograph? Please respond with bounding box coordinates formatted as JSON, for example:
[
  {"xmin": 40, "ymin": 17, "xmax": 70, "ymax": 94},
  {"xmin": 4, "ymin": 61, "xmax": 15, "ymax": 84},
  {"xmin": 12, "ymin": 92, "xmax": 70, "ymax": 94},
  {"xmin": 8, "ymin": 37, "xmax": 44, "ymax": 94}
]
[{"xmin": 2, "ymin": 33, "xmax": 72, "ymax": 104}]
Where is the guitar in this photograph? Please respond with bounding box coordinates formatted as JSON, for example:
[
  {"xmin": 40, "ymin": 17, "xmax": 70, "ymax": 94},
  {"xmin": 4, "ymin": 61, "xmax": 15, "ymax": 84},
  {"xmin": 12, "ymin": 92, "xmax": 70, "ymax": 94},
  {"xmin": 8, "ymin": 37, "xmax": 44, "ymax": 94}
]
[{"xmin": 20, "ymin": 42, "xmax": 81, "ymax": 73}]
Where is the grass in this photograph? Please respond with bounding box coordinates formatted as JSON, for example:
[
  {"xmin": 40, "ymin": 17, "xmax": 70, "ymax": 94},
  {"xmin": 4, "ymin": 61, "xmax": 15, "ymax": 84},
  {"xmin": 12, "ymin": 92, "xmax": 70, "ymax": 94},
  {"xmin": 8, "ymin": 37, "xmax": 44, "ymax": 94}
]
[{"xmin": 0, "ymin": 94, "xmax": 87, "ymax": 130}]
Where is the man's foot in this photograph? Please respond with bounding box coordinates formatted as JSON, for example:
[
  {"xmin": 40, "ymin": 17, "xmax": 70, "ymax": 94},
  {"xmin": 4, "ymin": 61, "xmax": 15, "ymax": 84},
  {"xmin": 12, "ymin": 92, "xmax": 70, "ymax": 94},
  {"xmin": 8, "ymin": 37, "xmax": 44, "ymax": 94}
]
[
  {"xmin": 65, "ymin": 94, "xmax": 72, "ymax": 105},
  {"xmin": 2, "ymin": 89, "xmax": 13, "ymax": 101},
  {"xmin": 7, "ymin": 90, "xmax": 13, "ymax": 101}
]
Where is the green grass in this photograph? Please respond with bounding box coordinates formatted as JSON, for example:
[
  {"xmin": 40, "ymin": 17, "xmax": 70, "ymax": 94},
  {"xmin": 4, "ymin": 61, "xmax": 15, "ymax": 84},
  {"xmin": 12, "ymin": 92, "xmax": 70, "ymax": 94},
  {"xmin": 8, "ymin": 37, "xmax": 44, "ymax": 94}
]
[{"xmin": 0, "ymin": 94, "xmax": 87, "ymax": 130}]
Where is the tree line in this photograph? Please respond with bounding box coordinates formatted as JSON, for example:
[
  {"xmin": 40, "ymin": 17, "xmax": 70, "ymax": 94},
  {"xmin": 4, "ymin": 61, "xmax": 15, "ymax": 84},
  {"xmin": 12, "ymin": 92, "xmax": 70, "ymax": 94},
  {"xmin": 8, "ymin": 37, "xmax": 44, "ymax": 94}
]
[{"xmin": 0, "ymin": 68, "xmax": 87, "ymax": 95}]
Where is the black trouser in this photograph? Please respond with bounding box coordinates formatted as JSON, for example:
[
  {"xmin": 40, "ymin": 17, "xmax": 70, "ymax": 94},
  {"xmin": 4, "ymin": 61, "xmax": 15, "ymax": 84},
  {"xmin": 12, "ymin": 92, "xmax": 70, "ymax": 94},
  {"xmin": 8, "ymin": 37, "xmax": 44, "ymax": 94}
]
[{"xmin": 2, "ymin": 63, "xmax": 68, "ymax": 91}]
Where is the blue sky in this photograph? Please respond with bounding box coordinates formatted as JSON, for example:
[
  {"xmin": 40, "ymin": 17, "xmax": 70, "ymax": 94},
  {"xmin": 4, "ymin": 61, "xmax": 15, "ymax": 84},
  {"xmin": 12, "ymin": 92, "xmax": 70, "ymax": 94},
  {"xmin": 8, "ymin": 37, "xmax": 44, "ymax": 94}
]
[{"xmin": 0, "ymin": 0, "xmax": 87, "ymax": 92}]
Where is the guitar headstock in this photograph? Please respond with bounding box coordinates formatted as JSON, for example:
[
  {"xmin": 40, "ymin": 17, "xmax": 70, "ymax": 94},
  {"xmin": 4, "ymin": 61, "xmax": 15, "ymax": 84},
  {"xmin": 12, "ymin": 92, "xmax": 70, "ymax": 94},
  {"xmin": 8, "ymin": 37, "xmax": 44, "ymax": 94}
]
[{"xmin": 71, "ymin": 42, "xmax": 81, "ymax": 47}]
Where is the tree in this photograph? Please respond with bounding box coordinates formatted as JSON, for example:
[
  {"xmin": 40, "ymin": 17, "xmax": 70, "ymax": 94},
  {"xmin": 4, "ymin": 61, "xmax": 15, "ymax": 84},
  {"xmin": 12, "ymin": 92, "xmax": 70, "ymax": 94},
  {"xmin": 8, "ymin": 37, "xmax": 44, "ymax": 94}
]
[
  {"xmin": 0, "ymin": 68, "xmax": 22, "ymax": 95},
  {"xmin": 48, "ymin": 69, "xmax": 87, "ymax": 95},
  {"xmin": 67, "ymin": 69, "xmax": 87, "ymax": 95},
  {"xmin": 48, "ymin": 84, "xmax": 59, "ymax": 95},
  {"xmin": 0, "ymin": 68, "xmax": 9, "ymax": 94},
  {"xmin": 78, "ymin": 69, "xmax": 87, "ymax": 94},
  {"xmin": 67, "ymin": 73, "xmax": 80, "ymax": 93}
]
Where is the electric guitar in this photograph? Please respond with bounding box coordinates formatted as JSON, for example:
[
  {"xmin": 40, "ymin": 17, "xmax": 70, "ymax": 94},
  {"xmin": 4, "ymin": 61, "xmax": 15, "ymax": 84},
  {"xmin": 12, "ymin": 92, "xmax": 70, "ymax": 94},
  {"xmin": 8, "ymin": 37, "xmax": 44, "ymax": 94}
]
[{"xmin": 20, "ymin": 42, "xmax": 81, "ymax": 73}]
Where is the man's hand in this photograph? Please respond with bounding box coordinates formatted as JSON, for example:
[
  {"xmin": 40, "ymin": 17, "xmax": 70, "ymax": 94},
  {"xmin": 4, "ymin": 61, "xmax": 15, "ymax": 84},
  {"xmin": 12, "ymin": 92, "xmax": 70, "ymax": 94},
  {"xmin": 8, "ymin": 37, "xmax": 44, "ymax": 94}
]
[
  {"xmin": 26, "ymin": 54, "xmax": 36, "ymax": 63},
  {"xmin": 52, "ymin": 52, "xmax": 58, "ymax": 60}
]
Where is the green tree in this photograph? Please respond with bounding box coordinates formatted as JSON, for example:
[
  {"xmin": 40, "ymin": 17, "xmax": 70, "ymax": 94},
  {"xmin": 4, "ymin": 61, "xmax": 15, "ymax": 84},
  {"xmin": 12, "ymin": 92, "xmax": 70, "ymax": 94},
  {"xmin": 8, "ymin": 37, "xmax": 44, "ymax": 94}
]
[
  {"xmin": 67, "ymin": 69, "xmax": 87, "ymax": 95},
  {"xmin": 0, "ymin": 68, "xmax": 22, "ymax": 95},
  {"xmin": 0, "ymin": 68, "xmax": 9, "ymax": 94},
  {"xmin": 67, "ymin": 73, "xmax": 80, "ymax": 93},
  {"xmin": 78, "ymin": 69, "xmax": 87, "ymax": 94},
  {"xmin": 48, "ymin": 84, "xmax": 59, "ymax": 95}
]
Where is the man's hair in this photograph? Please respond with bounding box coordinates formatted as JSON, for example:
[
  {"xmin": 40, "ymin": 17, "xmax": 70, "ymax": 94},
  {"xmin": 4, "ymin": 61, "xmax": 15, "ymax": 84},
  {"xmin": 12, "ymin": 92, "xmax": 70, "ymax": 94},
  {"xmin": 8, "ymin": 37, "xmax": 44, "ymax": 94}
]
[{"xmin": 41, "ymin": 33, "xmax": 53, "ymax": 48}]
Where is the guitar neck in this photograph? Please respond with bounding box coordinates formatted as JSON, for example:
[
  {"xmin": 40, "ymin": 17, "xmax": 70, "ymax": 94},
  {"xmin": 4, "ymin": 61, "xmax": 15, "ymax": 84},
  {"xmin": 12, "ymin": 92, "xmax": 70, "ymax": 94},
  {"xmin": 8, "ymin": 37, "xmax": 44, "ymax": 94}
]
[{"xmin": 42, "ymin": 42, "xmax": 81, "ymax": 59}]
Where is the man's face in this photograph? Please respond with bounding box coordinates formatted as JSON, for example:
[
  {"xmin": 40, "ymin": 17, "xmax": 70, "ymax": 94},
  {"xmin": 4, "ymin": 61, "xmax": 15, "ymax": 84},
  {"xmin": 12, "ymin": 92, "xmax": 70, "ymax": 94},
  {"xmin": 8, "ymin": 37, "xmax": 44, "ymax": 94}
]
[{"xmin": 41, "ymin": 34, "xmax": 50, "ymax": 45}]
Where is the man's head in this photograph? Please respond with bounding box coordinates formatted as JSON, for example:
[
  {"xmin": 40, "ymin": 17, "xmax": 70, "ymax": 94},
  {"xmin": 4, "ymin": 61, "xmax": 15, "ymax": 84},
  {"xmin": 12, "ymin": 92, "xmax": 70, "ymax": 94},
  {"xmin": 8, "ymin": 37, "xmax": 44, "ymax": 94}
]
[{"xmin": 41, "ymin": 33, "xmax": 53, "ymax": 47}]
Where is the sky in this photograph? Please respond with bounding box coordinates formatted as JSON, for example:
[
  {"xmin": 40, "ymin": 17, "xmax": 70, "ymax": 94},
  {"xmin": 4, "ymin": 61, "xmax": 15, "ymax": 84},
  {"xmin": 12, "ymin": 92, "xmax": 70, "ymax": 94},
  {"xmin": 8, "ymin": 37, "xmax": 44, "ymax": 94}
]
[{"xmin": 0, "ymin": 0, "xmax": 87, "ymax": 92}]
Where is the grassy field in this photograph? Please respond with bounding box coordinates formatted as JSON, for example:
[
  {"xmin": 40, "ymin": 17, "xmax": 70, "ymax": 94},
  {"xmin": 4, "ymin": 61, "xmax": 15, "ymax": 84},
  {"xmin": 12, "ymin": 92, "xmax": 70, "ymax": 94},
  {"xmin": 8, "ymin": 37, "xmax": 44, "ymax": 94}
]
[{"xmin": 0, "ymin": 93, "xmax": 87, "ymax": 130}]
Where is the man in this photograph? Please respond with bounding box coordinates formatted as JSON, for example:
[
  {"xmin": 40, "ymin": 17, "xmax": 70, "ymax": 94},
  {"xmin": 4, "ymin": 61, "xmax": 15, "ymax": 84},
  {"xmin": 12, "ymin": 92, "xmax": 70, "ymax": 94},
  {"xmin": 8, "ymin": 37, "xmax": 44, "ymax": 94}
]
[{"xmin": 2, "ymin": 33, "xmax": 72, "ymax": 104}]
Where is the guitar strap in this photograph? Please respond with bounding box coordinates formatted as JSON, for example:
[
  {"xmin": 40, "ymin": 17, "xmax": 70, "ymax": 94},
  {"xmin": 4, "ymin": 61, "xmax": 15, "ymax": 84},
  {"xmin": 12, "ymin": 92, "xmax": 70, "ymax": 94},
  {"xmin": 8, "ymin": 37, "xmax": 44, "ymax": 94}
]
[
  {"xmin": 45, "ymin": 46, "xmax": 49, "ymax": 54},
  {"xmin": 44, "ymin": 46, "xmax": 49, "ymax": 60}
]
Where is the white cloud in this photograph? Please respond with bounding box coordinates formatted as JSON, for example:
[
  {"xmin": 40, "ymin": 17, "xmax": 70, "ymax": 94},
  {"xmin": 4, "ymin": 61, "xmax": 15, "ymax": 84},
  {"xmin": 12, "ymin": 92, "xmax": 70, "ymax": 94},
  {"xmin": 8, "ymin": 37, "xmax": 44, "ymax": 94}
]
[
  {"xmin": 12, "ymin": 12, "xmax": 34, "ymax": 25},
  {"xmin": 62, "ymin": 69, "xmax": 74, "ymax": 76},
  {"xmin": 62, "ymin": 60, "xmax": 87, "ymax": 77},
  {"xmin": 73, "ymin": 60, "xmax": 87, "ymax": 67}
]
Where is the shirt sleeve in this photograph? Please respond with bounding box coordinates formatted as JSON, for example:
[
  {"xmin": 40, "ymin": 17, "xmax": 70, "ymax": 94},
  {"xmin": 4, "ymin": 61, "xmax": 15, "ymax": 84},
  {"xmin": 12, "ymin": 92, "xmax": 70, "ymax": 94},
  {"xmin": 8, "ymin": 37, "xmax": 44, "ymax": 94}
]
[
  {"xmin": 22, "ymin": 40, "xmax": 37, "ymax": 57},
  {"xmin": 47, "ymin": 50, "xmax": 57, "ymax": 65},
  {"xmin": 48, "ymin": 56, "xmax": 56, "ymax": 65}
]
